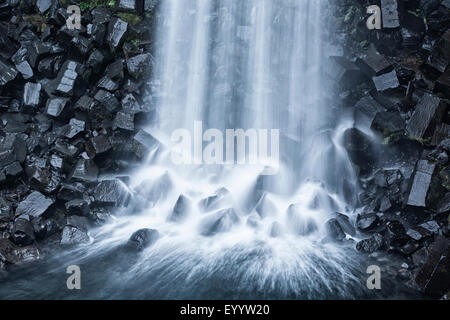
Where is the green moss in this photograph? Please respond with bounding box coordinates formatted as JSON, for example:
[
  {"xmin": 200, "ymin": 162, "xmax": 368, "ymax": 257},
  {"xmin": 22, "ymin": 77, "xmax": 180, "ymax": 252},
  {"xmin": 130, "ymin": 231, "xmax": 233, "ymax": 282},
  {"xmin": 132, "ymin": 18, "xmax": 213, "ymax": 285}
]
[
  {"xmin": 78, "ymin": 0, "xmax": 116, "ymax": 11},
  {"xmin": 117, "ymin": 12, "xmax": 142, "ymax": 25},
  {"xmin": 24, "ymin": 14, "xmax": 47, "ymax": 32}
]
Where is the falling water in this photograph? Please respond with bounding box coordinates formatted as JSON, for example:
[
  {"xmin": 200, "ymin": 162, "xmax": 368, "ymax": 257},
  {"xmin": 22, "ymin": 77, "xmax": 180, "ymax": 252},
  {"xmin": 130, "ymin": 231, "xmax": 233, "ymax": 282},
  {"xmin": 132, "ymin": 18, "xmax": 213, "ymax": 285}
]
[{"xmin": 0, "ymin": 0, "xmax": 397, "ymax": 299}]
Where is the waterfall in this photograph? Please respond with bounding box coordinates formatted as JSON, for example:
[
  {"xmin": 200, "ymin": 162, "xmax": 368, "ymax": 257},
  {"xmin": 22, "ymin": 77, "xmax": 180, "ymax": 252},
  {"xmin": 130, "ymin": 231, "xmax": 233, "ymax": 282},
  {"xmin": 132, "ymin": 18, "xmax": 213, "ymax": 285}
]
[{"xmin": 0, "ymin": 0, "xmax": 372, "ymax": 299}]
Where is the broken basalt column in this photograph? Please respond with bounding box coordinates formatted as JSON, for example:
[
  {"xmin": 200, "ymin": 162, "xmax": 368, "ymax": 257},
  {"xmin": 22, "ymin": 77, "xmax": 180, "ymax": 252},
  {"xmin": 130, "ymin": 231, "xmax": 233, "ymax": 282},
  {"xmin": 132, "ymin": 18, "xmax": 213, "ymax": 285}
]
[
  {"xmin": 372, "ymin": 70, "xmax": 400, "ymax": 91},
  {"xmin": 15, "ymin": 191, "xmax": 54, "ymax": 218},
  {"xmin": 406, "ymin": 160, "xmax": 436, "ymax": 207},
  {"xmin": 407, "ymin": 94, "xmax": 447, "ymax": 139},
  {"xmin": 200, "ymin": 208, "xmax": 240, "ymax": 236},
  {"xmin": 356, "ymin": 49, "xmax": 392, "ymax": 77},
  {"xmin": 107, "ymin": 18, "xmax": 128, "ymax": 48}
]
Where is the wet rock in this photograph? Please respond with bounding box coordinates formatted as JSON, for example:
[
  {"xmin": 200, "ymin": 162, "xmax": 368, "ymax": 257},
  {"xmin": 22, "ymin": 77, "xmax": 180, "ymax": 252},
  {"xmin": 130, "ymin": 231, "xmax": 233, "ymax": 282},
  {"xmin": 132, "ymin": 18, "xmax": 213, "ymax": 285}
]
[
  {"xmin": 70, "ymin": 159, "xmax": 98, "ymax": 182},
  {"xmin": 128, "ymin": 228, "xmax": 159, "ymax": 251},
  {"xmin": 15, "ymin": 191, "xmax": 54, "ymax": 218},
  {"xmin": 246, "ymin": 213, "xmax": 260, "ymax": 228},
  {"xmin": 75, "ymin": 95, "xmax": 95, "ymax": 111},
  {"xmin": 200, "ymin": 208, "xmax": 240, "ymax": 236},
  {"xmin": 0, "ymin": 239, "xmax": 41, "ymax": 266},
  {"xmin": 45, "ymin": 97, "xmax": 69, "ymax": 119},
  {"xmin": 38, "ymin": 55, "xmax": 63, "ymax": 79},
  {"xmin": 406, "ymin": 227, "xmax": 432, "ymax": 241},
  {"xmin": 93, "ymin": 179, "xmax": 131, "ymax": 207},
  {"xmin": 106, "ymin": 18, "xmax": 128, "ymax": 48},
  {"xmin": 12, "ymin": 47, "xmax": 33, "ymax": 79},
  {"xmin": 119, "ymin": 0, "xmax": 136, "ymax": 9},
  {"xmin": 71, "ymin": 35, "xmax": 93, "ymax": 57},
  {"xmin": 36, "ymin": 0, "xmax": 52, "ymax": 14},
  {"xmin": 87, "ymin": 49, "xmax": 105, "ymax": 73},
  {"xmin": 0, "ymin": 59, "xmax": 18, "ymax": 86},
  {"xmin": 64, "ymin": 118, "xmax": 85, "ymax": 139},
  {"xmin": 30, "ymin": 167, "xmax": 61, "ymax": 194},
  {"xmin": 435, "ymin": 69, "xmax": 450, "ymax": 97},
  {"xmin": 0, "ymin": 134, "xmax": 26, "ymax": 167},
  {"xmin": 94, "ymin": 89, "xmax": 120, "ymax": 112},
  {"xmin": 270, "ymin": 221, "xmax": 282, "ymax": 237},
  {"xmin": 32, "ymin": 217, "xmax": 59, "ymax": 240},
  {"xmin": 387, "ymin": 220, "xmax": 409, "ymax": 247},
  {"xmin": 65, "ymin": 199, "xmax": 90, "ymax": 216},
  {"xmin": 356, "ymin": 213, "xmax": 378, "ymax": 231},
  {"xmin": 3, "ymin": 161, "xmax": 23, "ymax": 178},
  {"xmin": 12, "ymin": 218, "xmax": 35, "ymax": 246},
  {"xmin": 66, "ymin": 215, "xmax": 91, "ymax": 232},
  {"xmin": 325, "ymin": 218, "xmax": 345, "ymax": 242},
  {"xmin": 372, "ymin": 70, "xmax": 400, "ymax": 91},
  {"xmin": 342, "ymin": 128, "xmax": 376, "ymax": 174},
  {"xmin": 23, "ymin": 82, "xmax": 41, "ymax": 107},
  {"xmin": 255, "ymin": 193, "xmax": 276, "ymax": 218},
  {"xmin": 412, "ymin": 246, "xmax": 429, "ymax": 266},
  {"xmin": 287, "ymin": 204, "xmax": 318, "ymax": 236},
  {"xmin": 354, "ymin": 95, "xmax": 384, "ymax": 129},
  {"xmin": 126, "ymin": 53, "xmax": 152, "ymax": 79},
  {"xmin": 406, "ymin": 160, "xmax": 435, "ymax": 207},
  {"xmin": 407, "ymin": 94, "xmax": 447, "ymax": 139},
  {"xmin": 419, "ymin": 220, "xmax": 440, "ymax": 234},
  {"xmin": 371, "ymin": 111, "xmax": 405, "ymax": 136},
  {"xmin": 335, "ymin": 212, "xmax": 356, "ymax": 236},
  {"xmin": 325, "ymin": 56, "xmax": 363, "ymax": 88},
  {"xmin": 199, "ymin": 187, "xmax": 230, "ymax": 212},
  {"xmin": 54, "ymin": 60, "xmax": 78, "ymax": 96},
  {"xmin": 97, "ymin": 76, "xmax": 119, "ymax": 92},
  {"xmin": 106, "ymin": 59, "xmax": 124, "ymax": 80},
  {"xmin": 356, "ymin": 233, "xmax": 385, "ymax": 253},
  {"xmin": 57, "ymin": 183, "xmax": 85, "ymax": 201},
  {"xmin": 132, "ymin": 129, "xmax": 158, "ymax": 159},
  {"xmin": 113, "ymin": 112, "xmax": 134, "ymax": 131},
  {"xmin": 356, "ymin": 49, "xmax": 392, "ymax": 77},
  {"xmin": 60, "ymin": 226, "xmax": 89, "ymax": 246},
  {"xmin": 86, "ymin": 135, "xmax": 112, "ymax": 157},
  {"xmin": 168, "ymin": 194, "xmax": 190, "ymax": 222},
  {"xmin": 381, "ymin": 0, "xmax": 400, "ymax": 28},
  {"xmin": 415, "ymin": 236, "xmax": 450, "ymax": 297},
  {"xmin": 121, "ymin": 93, "xmax": 147, "ymax": 114}
]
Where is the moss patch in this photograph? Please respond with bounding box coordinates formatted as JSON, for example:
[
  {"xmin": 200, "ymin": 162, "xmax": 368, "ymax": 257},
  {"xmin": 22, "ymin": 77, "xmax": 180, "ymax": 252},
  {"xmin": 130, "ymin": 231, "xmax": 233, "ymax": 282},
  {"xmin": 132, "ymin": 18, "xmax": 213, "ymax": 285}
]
[
  {"xmin": 117, "ymin": 12, "xmax": 142, "ymax": 25},
  {"xmin": 79, "ymin": 0, "xmax": 116, "ymax": 11}
]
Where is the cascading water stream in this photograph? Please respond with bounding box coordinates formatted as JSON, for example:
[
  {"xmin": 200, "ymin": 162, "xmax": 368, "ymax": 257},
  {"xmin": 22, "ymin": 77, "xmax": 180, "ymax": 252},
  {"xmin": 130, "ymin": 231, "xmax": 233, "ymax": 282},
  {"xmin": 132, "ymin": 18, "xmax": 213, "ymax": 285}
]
[{"xmin": 0, "ymin": 0, "xmax": 392, "ymax": 299}]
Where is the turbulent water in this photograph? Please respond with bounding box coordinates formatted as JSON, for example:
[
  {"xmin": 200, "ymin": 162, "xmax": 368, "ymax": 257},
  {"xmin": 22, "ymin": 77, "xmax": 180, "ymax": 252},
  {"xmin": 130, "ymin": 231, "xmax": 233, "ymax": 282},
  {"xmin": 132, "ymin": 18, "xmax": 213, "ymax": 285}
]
[{"xmin": 0, "ymin": 0, "xmax": 412, "ymax": 299}]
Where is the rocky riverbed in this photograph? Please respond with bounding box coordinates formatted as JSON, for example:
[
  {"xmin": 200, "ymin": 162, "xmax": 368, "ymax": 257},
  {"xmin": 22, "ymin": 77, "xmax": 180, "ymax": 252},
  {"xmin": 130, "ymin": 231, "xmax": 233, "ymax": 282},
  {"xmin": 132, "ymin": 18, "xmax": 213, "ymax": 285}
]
[{"xmin": 0, "ymin": 0, "xmax": 449, "ymax": 299}]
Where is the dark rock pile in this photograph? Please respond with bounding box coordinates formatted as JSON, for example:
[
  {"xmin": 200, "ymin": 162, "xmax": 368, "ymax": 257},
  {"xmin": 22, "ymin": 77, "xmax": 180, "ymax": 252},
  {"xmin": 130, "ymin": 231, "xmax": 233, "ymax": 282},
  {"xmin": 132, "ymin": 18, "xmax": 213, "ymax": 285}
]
[
  {"xmin": 328, "ymin": 0, "xmax": 450, "ymax": 298},
  {"xmin": 0, "ymin": 0, "xmax": 158, "ymax": 272}
]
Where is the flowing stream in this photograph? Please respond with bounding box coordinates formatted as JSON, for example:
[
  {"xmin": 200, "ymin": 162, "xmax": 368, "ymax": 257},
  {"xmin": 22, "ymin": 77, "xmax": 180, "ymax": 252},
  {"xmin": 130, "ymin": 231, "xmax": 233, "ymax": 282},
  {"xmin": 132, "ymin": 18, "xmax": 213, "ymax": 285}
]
[{"xmin": 0, "ymin": 0, "xmax": 411, "ymax": 299}]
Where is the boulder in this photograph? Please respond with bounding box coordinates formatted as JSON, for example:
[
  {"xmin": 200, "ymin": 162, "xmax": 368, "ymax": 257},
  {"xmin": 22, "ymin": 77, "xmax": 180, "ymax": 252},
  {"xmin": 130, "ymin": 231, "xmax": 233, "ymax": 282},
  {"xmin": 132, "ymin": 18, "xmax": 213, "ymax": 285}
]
[
  {"xmin": 106, "ymin": 18, "xmax": 128, "ymax": 48},
  {"xmin": 325, "ymin": 218, "xmax": 346, "ymax": 241},
  {"xmin": 200, "ymin": 208, "xmax": 240, "ymax": 236},
  {"xmin": 54, "ymin": 60, "xmax": 79, "ymax": 96},
  {"xmin": 381, "ymin": 0, "xmax": 400, "ymax": 28},
  {"xmin": 372, "ymin": 70, "xmax": 400, "ymax": 91},
  {"xmin": 168, "ymin": 194, "xmax": 190, "ymax": 222},
  {"xmin": 132, "ymin": 129, "xmax": 158, "ymax": 159},
  {"xmin": 12, "ymin": 218, "xmax": 35, "ymax": 246},
  {"xmin": 255, "ymin": 193, "xmax": 276, "ymax": 218},
  {"xmin": 356, "ymin": 213, "xmax": 378, "ymax": 231},
  {"xmin": 128, "ymin": 228, "xmax": 159, "ymax": 251},
  {"xmin": 93, "ymin": 179, "xmax": 131, "ymax": 207},
  {"xmin": 354, "ymin": 95, "xmax": 384, "ymax": 129},
  {"xmin": 60, "ymin": 226, "xmax": 89, "ymax": 246},
  {"xmin": 0, "ymin": 59, "xmax": 18, "ymax": 86},
  {"xmin": 23, "ymin": 83, "xmax": 41, "ymax": 107},
  {"xmin": 0, "ymin": 134, "xmax": 26, "ymax": 167},
  {"xmin": 113, "ymin": 112, "xmax": 134, "ymax": 131},
  {"xmin": 335, "ymin": 212, "xmax": 356, "ymax": 236},
  {"xmin": 356, "ymin": 233, "xmax": 385, "ymax": 253},
  {"xmin": 65, "ymin": 199, "xmax": 90, "ymax": 216},
  {"xmin": 45, "ymin": 97, "xmax": 69, "ymax": 119},
  {"xmin": 70, "ymin": 159, "xmax": 98, "ymax": 182},
  {"xmin": 15, "ymin": 191, "xmax": 54, "ymax": 218},
  {"xmin": 356, "ymin": 49, "xmax": 392, "ymax": 77},
  {"xmin": 0, "ymin": 239, "xmax": 41, "ymax": 266},
  {"xmin": 126, "ymin": 53, "xmax": 152, "ymax": 79},
  {"xmin": 406, "ymin": 160, "xmax": 435, "ymax": 207},
  {"xmin": 407, "ymin": 93, "xmax": 447, "ymax": 139},
  {"xmin": 415, "ymin": 237, "xmax": 450, "ymax": 297}
]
